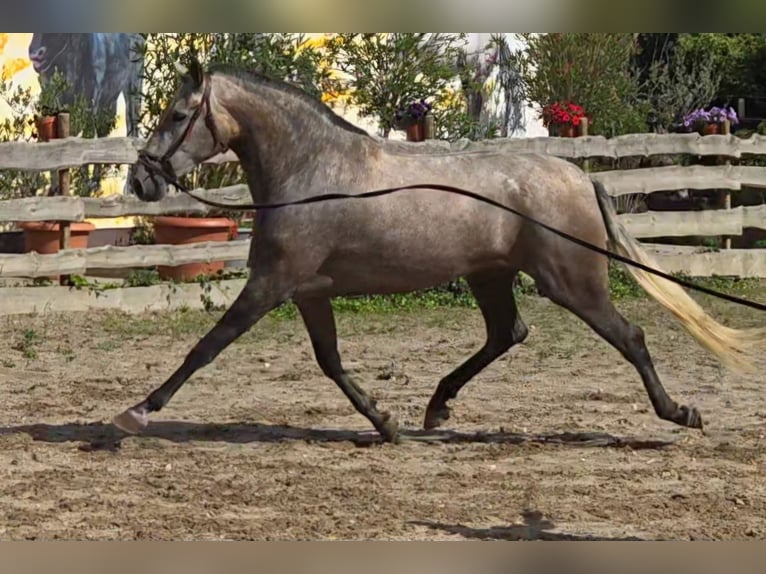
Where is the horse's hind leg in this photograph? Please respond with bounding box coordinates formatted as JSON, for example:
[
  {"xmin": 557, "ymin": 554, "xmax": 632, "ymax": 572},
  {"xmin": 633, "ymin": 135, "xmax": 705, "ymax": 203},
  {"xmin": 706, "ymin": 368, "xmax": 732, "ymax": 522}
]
[
  {"xmin": 295, "ymin": 296, "xmax": 399, "ymax": 442},
  {"xmin": 534, "ymin": 261, "xmax": 703, "ymax": 430},
  {"xmin": 424, "ymin": 269, "xmax": 528, "ymax": 430}
]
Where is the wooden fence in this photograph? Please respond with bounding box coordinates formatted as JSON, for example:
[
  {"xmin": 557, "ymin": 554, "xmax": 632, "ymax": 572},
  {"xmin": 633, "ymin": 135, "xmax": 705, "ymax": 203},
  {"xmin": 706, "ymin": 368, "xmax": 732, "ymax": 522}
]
[{"xmin": 1, "ymin": 130, "xmax": 766, "ymax": 280}]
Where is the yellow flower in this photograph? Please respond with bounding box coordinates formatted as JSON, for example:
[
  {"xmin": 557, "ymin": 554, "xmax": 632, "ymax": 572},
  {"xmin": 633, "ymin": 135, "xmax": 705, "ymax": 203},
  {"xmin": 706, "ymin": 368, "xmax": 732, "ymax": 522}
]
[
  {"xmin": 0, "ymin": 34, "xmax": 8, "ymax": 55},
  {"xmin": 298, "ymin": 35, "xmax": 330, "ymax": 51},
  {"xmin": 1, "ymin": 57, "xmax": 30, "ymax": 81}
]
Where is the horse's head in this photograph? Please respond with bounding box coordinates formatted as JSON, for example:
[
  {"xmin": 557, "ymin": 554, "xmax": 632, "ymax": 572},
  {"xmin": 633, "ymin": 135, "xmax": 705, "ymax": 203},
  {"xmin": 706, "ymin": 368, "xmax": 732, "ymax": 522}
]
[
  {"xmin": 29, "ymin": 33, "xmax": 68, "ymax": 74},
  {"xmin": 132, "ymin": 56, "xmax": 229, "ymax": 202}
]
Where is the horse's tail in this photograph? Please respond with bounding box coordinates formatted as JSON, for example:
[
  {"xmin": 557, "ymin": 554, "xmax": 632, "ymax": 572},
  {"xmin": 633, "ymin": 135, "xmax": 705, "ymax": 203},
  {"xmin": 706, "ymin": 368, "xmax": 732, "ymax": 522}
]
[{"xmin": 592, "ymin": 179, "xmax": 764, "ymax": 374}]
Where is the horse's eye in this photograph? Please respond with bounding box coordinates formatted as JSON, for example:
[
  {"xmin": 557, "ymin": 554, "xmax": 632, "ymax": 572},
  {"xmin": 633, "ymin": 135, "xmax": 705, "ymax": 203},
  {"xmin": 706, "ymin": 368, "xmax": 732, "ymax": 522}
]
[{"xmin": 172, "ymin": 111, "xmax": 187, "ymax": 122}]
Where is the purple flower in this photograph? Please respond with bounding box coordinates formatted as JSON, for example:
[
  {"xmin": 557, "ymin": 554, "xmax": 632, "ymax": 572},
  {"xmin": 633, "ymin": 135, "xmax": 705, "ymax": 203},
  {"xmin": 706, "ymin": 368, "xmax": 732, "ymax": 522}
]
[
  {"xmin": 686, "ymin": 105, "xmax": 739, "ymax": 127},
  {"xmin": 726, "ymin": 106, "xmax": 739, "ymax": 125},
  {"xmin": 682, "ymin": 108, "xmax": 709, "ymax": 128},
  {"xmin": 397, "ymin": 98, "xmax": 433, "ymax": 122}
]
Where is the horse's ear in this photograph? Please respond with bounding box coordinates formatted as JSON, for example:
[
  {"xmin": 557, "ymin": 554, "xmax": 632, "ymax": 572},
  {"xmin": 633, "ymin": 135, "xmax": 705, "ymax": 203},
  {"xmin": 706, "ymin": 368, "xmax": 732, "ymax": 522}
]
[{"xmin": 188, "ymin": 57, "xmax": 204, "ymax": 89}]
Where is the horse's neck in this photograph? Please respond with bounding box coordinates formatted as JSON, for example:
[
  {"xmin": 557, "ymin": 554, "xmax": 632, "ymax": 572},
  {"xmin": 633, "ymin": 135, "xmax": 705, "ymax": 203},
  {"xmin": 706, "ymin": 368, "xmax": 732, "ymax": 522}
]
[{"xmin": 221, "ymin": 79, "xmax": 373, "ymax": 202}]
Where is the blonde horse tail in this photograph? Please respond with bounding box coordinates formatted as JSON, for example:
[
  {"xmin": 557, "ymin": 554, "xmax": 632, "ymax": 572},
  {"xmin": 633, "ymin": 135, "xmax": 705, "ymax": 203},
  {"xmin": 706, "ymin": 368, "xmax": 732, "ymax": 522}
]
[{"xmin": 592, "ymin": 179, "xmax": 764, "ymax": 374}]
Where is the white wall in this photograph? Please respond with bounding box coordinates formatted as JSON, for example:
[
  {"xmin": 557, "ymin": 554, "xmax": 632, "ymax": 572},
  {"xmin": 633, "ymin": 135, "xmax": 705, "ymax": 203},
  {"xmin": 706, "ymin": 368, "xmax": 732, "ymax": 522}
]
[
  {"xmin": 325, "ymin": 33, "xmax": 546, "ymax": 140},
  {"xmin": 462, "ymin": 33, "xmax": 547, "ymax": 138}
]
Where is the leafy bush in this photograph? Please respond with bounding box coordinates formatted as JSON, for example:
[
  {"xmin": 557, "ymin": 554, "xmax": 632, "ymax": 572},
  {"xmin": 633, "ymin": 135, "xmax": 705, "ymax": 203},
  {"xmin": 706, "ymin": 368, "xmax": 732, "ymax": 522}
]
[
  {"xmin": 0, "ymin": 68, "xmax": 119, "ymax": 199},
  {"xmin": 678, "ymin": 33, "xmax": 766, "ymax": 104},
  {"xmin": 639, "ymin": 37, "xmax": 722, "ymax": 132},
  {"xmin": 323, "ymin": 33, "xmax": 481, "ymax": 140},
  {"xmin": 0, "ymin": 78, "xmax": 47, "ymax": 199},
  {"xmin": 512, "ymin": 33, "xmax": 648, "ymax": 138}
]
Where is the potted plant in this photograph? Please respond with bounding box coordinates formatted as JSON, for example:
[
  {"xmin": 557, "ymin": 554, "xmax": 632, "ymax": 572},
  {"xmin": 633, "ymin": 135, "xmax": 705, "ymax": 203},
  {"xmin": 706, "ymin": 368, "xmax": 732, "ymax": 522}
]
[
  {"xmin": 149, "ymin": 162, "xmax": 242, "ymax": 282},
  {"xmin": 152, "ymin": 210, "xmax": 238, "ymax": 282},
  {"xmin": 19, "ymin": 72, "xmax": 97, "ymax": 280},
  {"xmin": 681, "ymin": 106, "xmax": 739, "ymax": 135},
  {"xmin": 541, "ymin": 101, "xmax": 588, "ymax": 138},
  {"xmin": 32, "ymin": 70, "xmax": 68, "ymax": 142},
  {"xmin": 394, "ymin": 99, "xmax": 433, "ymax": 142}
]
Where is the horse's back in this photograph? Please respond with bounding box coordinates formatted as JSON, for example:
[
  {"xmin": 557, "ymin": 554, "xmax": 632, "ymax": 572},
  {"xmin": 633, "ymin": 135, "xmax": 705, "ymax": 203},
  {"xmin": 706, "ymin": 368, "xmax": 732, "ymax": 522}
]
[{"xmin": 376, "ymin": 145, "xmax": 597, "ymax": 222}]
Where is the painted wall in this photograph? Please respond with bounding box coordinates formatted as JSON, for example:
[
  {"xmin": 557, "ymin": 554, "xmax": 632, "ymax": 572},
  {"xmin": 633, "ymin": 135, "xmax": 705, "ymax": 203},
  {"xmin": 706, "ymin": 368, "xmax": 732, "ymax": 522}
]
[
  {"xmin": 0, "ymin": 33, "xmax": 140, "ymax": 229},
  {"xmin": 461, "ymin": 33, "xmax": 547, "ymax": 138}
]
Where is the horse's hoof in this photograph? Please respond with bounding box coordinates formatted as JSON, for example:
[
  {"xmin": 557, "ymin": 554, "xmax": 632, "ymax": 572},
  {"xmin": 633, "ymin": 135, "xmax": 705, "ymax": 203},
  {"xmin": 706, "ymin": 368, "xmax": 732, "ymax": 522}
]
[
  {"xmin": 423, "ymin": 403, "xmax": 450, "ymax": 430},
  {"xmin": 677, "ymin": 405, "xmax": 703, "ymax": 430},
  {"xmin": 684, "ymin": 406, "xmax": 703, "ymax": 429},
  {"xmin": 112, "ymin": 406, "xmax": 149, "ymax": 434}
]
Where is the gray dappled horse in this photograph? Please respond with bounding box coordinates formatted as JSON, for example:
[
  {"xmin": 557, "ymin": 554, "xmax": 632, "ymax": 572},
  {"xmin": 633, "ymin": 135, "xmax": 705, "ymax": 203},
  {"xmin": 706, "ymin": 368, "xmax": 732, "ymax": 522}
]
[{"xmin": 115, "ymin": 57, "xmax": 763, "ymax": 442}]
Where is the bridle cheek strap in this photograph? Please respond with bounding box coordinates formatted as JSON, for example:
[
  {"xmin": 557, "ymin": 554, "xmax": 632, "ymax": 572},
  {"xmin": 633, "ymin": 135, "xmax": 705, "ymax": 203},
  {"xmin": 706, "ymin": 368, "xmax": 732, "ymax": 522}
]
[{"xmin": 137, "ymin": 75, "xmax": 227, "ymax": 186}]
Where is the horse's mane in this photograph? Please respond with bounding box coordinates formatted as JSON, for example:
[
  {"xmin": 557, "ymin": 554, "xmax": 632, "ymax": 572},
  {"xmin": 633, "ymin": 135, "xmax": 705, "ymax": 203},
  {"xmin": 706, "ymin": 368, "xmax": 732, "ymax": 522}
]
[{"xmin": 208, "ymin": 63, "xmax": 372, "ymax": 138}]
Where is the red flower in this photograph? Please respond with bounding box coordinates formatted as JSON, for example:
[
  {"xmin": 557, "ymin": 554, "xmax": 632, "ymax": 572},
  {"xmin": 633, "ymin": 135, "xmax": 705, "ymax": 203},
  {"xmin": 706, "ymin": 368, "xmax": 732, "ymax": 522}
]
[{"xmin": 541, "ymin": 100, "xmax": 588, "ymax": 128}]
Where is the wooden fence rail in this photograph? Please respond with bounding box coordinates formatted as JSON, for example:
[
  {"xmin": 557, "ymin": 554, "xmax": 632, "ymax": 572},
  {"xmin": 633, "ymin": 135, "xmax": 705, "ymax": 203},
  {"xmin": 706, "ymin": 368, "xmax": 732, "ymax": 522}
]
[
  {"xmin": 2, "ymin": 239, "xmax": 764, "ymax": 279},
  {"xmin": 0, "ymin": 133, "xmax": 765, "ymax": 281},
  {"xmin": 0, "ymin": 185, "xmax": 252, "ymax": 222},
  {"xmin": 4, "ymin": 166, "xmax": 766, "ymax": 223},
  {"xmin": 454, "ymin": 132, "xmax": 766, "ymax": 159},
  {"xmin": 0, "ymin": 137, "xmax": 237, "ymax": 172},
  {"xmin": 0, "ymin": 240, "xmax": 250, "ymax": 278},
  {"xmin": 2, "ymin": 189, "xmax": 766, "ymax": 239},
  {"xmin": 3, "ymin": 132, "xmax": 766, "ymax": 172}
]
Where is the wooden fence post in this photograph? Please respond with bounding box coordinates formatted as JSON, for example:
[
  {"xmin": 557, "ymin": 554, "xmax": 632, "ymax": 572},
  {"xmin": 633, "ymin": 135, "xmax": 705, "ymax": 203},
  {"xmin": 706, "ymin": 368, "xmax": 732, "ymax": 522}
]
[
  {"xmin": 579, "ymin": 117, "xmax": 589, "ymax": 173},
  {"xmin": 56, "ymin": 112, "xmax": 71, "ymax": 285},
  {"xmin": 722, "ymin": 118, "xmax": 732, "ymax": 250},
  {"xmin": 424, "ymin": 113, "xmax": 435, "ymax": 140}
]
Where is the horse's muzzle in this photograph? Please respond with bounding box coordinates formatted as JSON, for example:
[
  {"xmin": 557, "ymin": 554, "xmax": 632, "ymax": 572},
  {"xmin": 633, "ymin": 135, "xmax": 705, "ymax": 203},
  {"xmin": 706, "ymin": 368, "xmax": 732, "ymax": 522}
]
[{"xmin": 131, "ymin": 158, "xmax": 168, "ymax": 202}]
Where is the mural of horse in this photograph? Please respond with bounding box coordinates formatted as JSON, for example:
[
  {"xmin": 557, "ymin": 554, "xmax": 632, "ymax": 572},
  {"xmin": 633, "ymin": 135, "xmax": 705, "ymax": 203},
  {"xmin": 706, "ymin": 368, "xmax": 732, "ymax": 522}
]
[{"xmin": 28, "ymin": 33, "xmax": 145, "ymax": 192}]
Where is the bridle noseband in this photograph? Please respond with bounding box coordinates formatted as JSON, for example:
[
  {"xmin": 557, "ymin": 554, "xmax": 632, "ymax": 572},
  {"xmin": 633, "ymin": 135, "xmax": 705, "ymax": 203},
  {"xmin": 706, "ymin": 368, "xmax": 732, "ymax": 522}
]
[{"xmin": 137, "ymin": 74, "xmax": 227, "ymax": 190}]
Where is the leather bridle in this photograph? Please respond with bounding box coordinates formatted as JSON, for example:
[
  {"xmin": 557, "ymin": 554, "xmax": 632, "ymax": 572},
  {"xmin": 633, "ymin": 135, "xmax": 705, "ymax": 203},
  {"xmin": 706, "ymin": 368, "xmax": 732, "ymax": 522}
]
[{"xmin": 137, "ymin": 74, "xmax": 227, "ymax": 191}]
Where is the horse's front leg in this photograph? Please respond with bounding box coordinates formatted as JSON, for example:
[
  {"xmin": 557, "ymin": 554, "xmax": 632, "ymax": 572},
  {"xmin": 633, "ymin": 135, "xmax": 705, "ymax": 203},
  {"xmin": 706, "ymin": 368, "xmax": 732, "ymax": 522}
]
[
  {"xmin": 113, "ymin": 272, "xmax": 292, "ymax": 434},
  {"xmin": 295, "ymin": 296, "xmax": 400, "ymax": 443}
]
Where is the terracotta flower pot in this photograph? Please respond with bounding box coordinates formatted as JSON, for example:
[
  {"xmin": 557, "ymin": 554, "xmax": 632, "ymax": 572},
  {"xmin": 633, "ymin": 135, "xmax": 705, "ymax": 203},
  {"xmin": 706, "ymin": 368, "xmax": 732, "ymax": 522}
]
[
  {"xmin": 35, "ymin": 115, "xmax": 57, "ymax": 142},
  {"xmin": 703, "ymin": 122, "xmax": 720, "ymax": 135},
  {"xmin": 548, "ymin": 123, "xmax": 575, "ymax": 138},
  {"xmin": 152, "ymin": 216, "xmax": 237, "ymax": 282},
  {"xmin": 406, "ymin": 122, "xmax": 425, "ymax": 142},
  {"xmin": 19, "ymin": 221, "xmax": 95, "ymax": 281},
  {"xmin": 558, "ymin": 123, "xmax": 576, "ymax": 138}
]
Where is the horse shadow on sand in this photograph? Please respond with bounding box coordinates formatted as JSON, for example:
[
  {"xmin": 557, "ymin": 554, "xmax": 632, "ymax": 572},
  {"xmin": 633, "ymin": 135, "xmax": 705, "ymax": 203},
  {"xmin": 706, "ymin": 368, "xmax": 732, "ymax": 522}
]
[
  {"xmin": 1, "ymin": 420, "xmax": 668, "ymax": 541},
  {"xmin": 0, "ymin": 419, "xmax": 678, "ymax": 454},
  {"xmin": 410, "ymin": 508, "xmax": 653, "ymax": 541}
]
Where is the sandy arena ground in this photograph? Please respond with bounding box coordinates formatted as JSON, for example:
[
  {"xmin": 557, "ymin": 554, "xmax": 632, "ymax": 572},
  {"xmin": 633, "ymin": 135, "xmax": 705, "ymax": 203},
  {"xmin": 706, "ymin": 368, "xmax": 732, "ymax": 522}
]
[{"xmin": 0, "ymin": 287, "xmax": 764, "ymax": 540}]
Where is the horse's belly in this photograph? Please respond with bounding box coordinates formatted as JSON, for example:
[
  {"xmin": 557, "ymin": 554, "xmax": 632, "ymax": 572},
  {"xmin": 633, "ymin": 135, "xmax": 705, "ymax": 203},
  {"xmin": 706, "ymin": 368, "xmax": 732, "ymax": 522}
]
[
  {"xmin": 283, "ymin": 194, "xmax": 523, "ymax": 297},
  {"xmin": 315, "ymin": 239, "xmax": 512, "ymax": 296}
]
